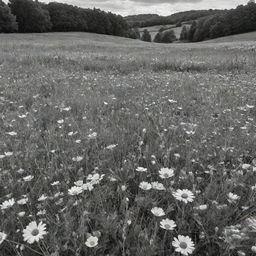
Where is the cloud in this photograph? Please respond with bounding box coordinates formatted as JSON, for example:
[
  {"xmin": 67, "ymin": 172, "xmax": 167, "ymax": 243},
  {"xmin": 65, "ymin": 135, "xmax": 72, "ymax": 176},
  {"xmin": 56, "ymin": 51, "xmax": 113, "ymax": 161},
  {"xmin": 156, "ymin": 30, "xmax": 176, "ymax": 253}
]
[{"xmin": 23, "ymin": 0, "xmax": 249, "ymax": 16}]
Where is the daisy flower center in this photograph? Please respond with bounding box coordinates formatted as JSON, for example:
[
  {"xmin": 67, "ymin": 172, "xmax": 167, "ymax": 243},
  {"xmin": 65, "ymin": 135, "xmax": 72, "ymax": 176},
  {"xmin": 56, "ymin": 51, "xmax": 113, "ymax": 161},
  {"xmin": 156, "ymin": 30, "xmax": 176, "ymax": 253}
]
[
  {"xmin": 179, "ymin": 242, "xmax": 188, "ymax": 249},
  {"xmin": 164, "ymin": 224, "xmax": 171, "ymax": 229},
  {"xmin": 31, "ymin": 229, "xmax": 40, "ymax": 236},
  {"xmin": 90, "ymin": 241, "xmax": 95, "ymax": 246},
  {"xmin": 181, "ymin": 193, "xmax": 189, "ymax": 199}
]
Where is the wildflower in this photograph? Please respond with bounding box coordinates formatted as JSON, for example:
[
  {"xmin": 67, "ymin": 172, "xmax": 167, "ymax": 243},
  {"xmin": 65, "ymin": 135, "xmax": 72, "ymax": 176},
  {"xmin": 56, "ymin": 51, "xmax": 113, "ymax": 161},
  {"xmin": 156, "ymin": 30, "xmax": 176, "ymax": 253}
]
[
  {"xmin": 57, "ymin": 119, "xmax": 64, "ymax": 124},
  {"xmin": 0, "ymin": 198, "xmax": 15, "ymax": 210},
  {"xmin": 4, "ymin": 152, "xmax": 13, "ymax": 157},
  {"xmin": 68, "ymin": 186, "xmax": 83, "ymax": 196},
  {"xmin": 251, "ymin": 246, "xmax": 256, "ymax": 253},
  {"xmin": 151, "ymin": 207, "xmax": 165, "ymax": 217},
  {"xmin": 151, "ymin": 181, "xmax": 166, "ymax": 190},
  {"xmin": 193, "ymin": 204, "xmax": 208, "ymax": 211},
  {"xmin": 17, "ymin": 168, "xmax": 25, "ymax": 174},
  {"xmin": 159, "ymin": 168, "xmax": 174, "ymax": 179},
  {"xmin": 227, "ymin": 192, "xmax": 240, "ymax": 203},
  {"xmin": 0, "ymin": 232, "xmax": 7, "ymax": 245},
  {"xmin": 82, "ymin": 182, "xmax": 94, "ymax": 191},
  {"xmin": 38, "ymin": 194, "xmax": 48, "ymax": 202},
  {"xmin": 139, "ymin": 181, "xmax": 152, "ymax": 191},
  {"xmin": 6, "ymin": 131, "xmax": 17, "ymax": 136},
  {"xmin": 172, "ymin": 235, "xmax": 195, "ymax": 256},
  {"xmin": 173, "ymin": 189, "xmax": 195, "ymax": 204},
  {"xmin": 23, "ymin": 221, "xmax": 47, "ymax": 244},
  {"xmin": 17, "ymin": 198, "xmax": 28, "ymax": 205},
  {"xmin": 160, "ymin": 218, "xmax": 176, "ymax": 231},
  {"xmin": 72, "ymin": 156, "xmax": 83, "ymax": 162},
  {"xmin": 88, "ymin": 132, "xmax": 97, "ymax": 139},
  {"xmin": 18, "ymin": 211, "xmax": 26, "ymax": 217},
  {"xmin": 51, "ymin": 181, "xmax": 60, "ymax": 186},
  {"xmin": 106, "ymin": 144, "xmax": 117, "ymax": 150},
  {"xmin": 136, "ymin": 167, "xmax": 147, "ymax": 172},
  {"xmin": 23, "ymin": 175, "xmax": 34, "ymax": 182},
  {"xmin": 87, "ymin": 173, "xmax": 104, "ymax": 185},
  {"xmin": 74, "ymin": 180, "xmax": 84, "ymax": 187},
  {"xmin": 85, "ymin": 236, "xmax": 98, "ymax": 248}
]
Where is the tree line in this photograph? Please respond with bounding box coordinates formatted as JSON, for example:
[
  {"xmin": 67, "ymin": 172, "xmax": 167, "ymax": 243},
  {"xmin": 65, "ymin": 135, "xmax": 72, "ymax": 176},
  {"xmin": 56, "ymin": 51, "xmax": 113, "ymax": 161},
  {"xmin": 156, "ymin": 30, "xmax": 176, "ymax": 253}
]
[
  {"xmin": 125, "ymin": 10, "xmax": 224, "ymax": 28},
  {"xmin": 185, "ymin": 1, "xmax": 256, "ymax": 42},
  {"xmin": 0, "ymin": 0, "xmax": 137, "ymax": 38}
]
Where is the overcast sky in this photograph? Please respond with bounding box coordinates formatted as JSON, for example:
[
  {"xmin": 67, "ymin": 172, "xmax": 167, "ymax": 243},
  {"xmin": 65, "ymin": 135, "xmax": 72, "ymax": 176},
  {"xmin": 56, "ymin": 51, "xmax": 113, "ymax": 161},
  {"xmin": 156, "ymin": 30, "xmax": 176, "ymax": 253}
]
[{"xmin": 8, "ymin": 0, "xmax": 250, "ymax": 16}]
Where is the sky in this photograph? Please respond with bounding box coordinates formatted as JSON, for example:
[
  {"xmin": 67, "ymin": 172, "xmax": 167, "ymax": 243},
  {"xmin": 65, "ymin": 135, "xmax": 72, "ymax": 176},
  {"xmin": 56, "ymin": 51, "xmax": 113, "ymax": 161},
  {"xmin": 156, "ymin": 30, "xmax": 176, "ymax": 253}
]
[{"xmin": 5, "ymin": 0, "xmax": 250, "ymax": 16}]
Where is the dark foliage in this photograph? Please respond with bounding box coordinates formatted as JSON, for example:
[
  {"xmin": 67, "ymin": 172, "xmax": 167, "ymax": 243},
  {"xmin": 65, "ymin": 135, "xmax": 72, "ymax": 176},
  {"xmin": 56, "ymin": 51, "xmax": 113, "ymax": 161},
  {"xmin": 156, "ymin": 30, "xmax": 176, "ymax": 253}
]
[
  {"xmin": 188, "ymin": 2, "xmax": 256, "ymax": 42},
  {"xmin": 141, "ymin": 29, "xmax": 151, "ymax": 42},
  {"xmin": 154, "ymin": 30, "xmax": 176, "ymax": 43},
  {"xmin": 125, "ymin": 10, "xmax": 224, "ymax": 28},
  {"xmin": 4, "ymin": 0, "xmax": 130, "ymax": 36},
  {"xmin": 45, "ymin": 2, "xmax": 87, "ymax": 32},
  {"xmin": 9, "ymin": 0, "xmax": 52, "ymax": 32},
  {"xmin": 180, "ymin": 26, "xmax": 188, "ymax": 41},
  {"xmin": 0, "ymin": 0, "xmax": 17, "ymax": 32}
]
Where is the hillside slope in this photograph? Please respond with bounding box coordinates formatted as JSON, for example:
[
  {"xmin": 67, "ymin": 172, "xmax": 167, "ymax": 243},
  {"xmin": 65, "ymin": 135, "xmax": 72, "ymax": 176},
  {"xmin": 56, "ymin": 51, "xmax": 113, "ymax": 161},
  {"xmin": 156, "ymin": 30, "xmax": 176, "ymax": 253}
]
[{"xmin": 203, "ymin": 31, "xmax": 256, "ymax": 43}]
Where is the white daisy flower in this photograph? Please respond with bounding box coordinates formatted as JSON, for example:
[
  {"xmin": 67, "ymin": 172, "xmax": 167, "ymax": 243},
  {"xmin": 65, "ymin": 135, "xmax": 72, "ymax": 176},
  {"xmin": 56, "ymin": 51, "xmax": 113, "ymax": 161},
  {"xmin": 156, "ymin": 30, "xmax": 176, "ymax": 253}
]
[
  {"xmin": 82, "ymin": 182, "xmax": 94, "ymax": 191},
  {"xmin": 139, "ymin": 181, "xmax": 152, "ymax": 191},
  {"xmin": 0, "ymin": 232, "xmax": 7, "ymax": 245},
  {"xmin": 172, "ymin": 235, "xmax": 195, "ymax": 255},
  {"xmin": 17, "ymin": 197, "xmax": 28, "ymax": 205},
  {"xmin": 136, "ymin": 167, "xmax": 147, "ymax": 172},
  {"xmin": 74, "ymin": 180, "xmax": 84, "ymax": 187},
  {"xmin": 151, "ymin": 207, "xmax": 165, "ymax": 217},
  {"xmin": 23, "ymin": 175, "xmax": 34, "ymax": 182},
  {"xmin": 159, "ymin": 168, "xmax": 175, "ymax": 179},
  {"xmin": 0, "ymin": 198, "xmax": 15, "ymax": 210},
  {"xmin": 38, "ymin": 194, "xmax": 48, "ymax": 202},
  {"xmin": 72, "ymin": 156, "xmax": 84, "ymax": 162},
  {"xmin": 87, "ymin": 173, "xmax": 104, "ymax": 185},
  {"xmin": 173, "ymin": 189, "xmax": 195, "ymax": 204},
  {"xmin": 22, "ymin": 221, "xmax": 47, "ymax": 244},
  {"xmin": 151, "ymin": 181, "xmax": 166, "ymax": 190},
  {"xmin": 227, "ymin": 192, "xmax": 240, "ymax": 203},
  {"xmin": 68, "ymin": 186, "xmax": 83, "ymax": 196},
  {"xmin": 85, "ymin": 236, "xmax": 98, "ymax": 248},
  {"xmin": 160, "ymin": 218, "xmax": 176, "ymax": 231}
]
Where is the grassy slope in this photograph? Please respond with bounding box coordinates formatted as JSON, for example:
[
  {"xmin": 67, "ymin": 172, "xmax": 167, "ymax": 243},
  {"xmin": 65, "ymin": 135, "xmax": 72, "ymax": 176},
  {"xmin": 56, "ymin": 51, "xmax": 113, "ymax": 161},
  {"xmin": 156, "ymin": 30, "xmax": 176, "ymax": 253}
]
[
  {"xmin": 0, "ymin": 32, "xmax": 256, "ymax": 256},
  {"xmin": 204, "ymin": 31, "xmax": 256, "ymax": 43}
]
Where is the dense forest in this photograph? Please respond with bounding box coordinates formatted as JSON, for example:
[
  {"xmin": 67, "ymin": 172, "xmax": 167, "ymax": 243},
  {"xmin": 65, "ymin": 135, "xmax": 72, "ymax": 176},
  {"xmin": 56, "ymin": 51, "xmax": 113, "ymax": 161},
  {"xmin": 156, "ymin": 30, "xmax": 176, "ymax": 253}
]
[
  {"xmin": 186, "ymin": 1, "xmax": 256, "ymax": 42},
  {"xmin": 0, "ymin": 0, "xmax": 135, "ymax": 38},
  {"xmin": 125, "ymin": 10, "xmax": 224, "ymax": 27}
]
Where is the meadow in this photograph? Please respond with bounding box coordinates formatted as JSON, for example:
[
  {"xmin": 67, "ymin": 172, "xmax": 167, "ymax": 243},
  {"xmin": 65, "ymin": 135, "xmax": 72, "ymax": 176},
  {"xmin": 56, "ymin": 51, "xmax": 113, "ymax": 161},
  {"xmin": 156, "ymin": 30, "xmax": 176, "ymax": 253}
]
[{"xmin": 0, "ymin": 32, "xmax": 256, "ymax": 256}]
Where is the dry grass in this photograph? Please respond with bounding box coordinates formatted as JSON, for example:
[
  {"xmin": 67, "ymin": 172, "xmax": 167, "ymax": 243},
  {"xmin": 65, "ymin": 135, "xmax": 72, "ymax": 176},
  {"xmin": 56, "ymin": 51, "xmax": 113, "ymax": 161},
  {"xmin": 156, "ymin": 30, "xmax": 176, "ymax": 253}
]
[{"xmin": 0, "ymin": 32, "xmax": 256, "ymax": 256}]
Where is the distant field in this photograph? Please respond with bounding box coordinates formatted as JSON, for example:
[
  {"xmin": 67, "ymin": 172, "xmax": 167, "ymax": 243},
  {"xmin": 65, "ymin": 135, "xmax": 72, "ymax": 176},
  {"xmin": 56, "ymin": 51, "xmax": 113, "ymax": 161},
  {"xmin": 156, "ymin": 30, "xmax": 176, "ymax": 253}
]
[
  {"xmin": 139, "ymin": 24, "xmax": 191, "ymax": 40},
  {"xmin": 1, "ymin": 32, "xmax": 256, "ymax": 256}
]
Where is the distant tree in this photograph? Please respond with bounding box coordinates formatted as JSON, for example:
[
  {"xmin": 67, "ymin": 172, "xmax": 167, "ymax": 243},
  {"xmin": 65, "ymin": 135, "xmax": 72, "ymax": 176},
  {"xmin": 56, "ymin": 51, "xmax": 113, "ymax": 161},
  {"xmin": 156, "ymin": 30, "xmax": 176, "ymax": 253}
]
[
  {"xmin": 9, "ymin": 0, "xmax": 52, "ymax": 32},
  {"xmin": 161, "ymin": 29, "xmax": 176, "ymax": 43},
  {"xmin": 141, "ymin": 29, "xmax": 151, "ymax": 42},
  {"xmin": 128, "ymin": 27, "xmax": 140, "ymax": 39},
  {"xmin": 188, "ymin": 20, "xmax": 197, "ymax": 41},
  {"xmin": 45, "ymin": 3, "xmax": 87, "ymax": 32},
  {"xmin": 0, "ymin": 0, "xmax": 18, "ymax": 32},
  {"xmin": 179, "ymin": 25, "xmax": 188, "ymax": 40},
  {"xmin": 154, "ymin": 31, "xmax": 162, "ymax": 43}
]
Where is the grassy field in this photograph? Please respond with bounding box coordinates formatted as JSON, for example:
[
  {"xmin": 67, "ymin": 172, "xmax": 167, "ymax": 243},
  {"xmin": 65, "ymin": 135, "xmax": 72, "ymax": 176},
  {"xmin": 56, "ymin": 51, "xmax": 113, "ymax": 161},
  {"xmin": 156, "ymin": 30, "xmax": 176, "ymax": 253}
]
[{"xmin": 0, "ymin": 32, "xmax": 256, "ymax": 256}]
